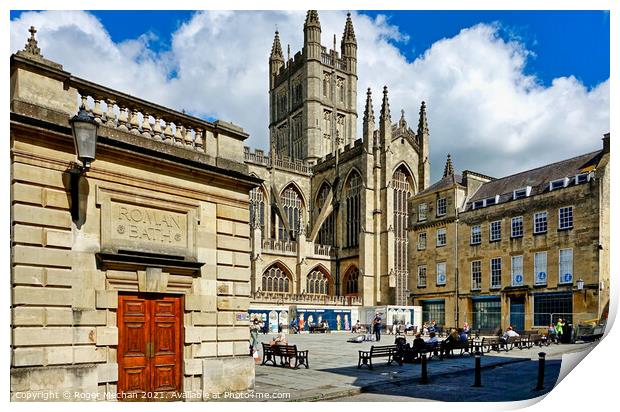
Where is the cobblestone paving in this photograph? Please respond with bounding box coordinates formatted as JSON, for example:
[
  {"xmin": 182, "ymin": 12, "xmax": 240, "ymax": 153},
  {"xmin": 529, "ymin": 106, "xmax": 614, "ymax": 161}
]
[{"xmin": 249, "ymin": 332, "xmax": 594, "ymax": 402}]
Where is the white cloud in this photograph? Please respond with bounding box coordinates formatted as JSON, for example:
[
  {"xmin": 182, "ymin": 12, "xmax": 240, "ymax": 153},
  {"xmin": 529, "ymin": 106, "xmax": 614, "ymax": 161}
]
[{"xmin": 10, "ymin": 10, "xmax": 609, "ymax": 180}]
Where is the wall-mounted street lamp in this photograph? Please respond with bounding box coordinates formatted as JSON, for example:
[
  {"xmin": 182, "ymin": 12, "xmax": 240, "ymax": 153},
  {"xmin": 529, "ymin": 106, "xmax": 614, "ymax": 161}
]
[
  {"xmin": 576, "ymin": 278, "xmax": 586, "ymax": 302},
  {"xmin": 69, "ymin": 104, "xmax": 98, "ymax": 221}
]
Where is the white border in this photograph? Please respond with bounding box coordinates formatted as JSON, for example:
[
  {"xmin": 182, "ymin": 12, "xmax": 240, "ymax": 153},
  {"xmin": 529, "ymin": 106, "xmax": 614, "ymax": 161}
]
[{"xmin": 2, "ymin": 1, "xmax": 617, "ymax": 412}]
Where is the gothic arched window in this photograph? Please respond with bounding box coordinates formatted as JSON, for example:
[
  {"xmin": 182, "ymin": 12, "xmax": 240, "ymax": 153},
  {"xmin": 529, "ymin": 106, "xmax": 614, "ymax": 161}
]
[
  {"xmin": 278, "ymin": 185, "xmax": 303, "ymax": 241},
  {"xmin": 323, "ymin": 73, "xmax": 329, "ymax": 97},
  {"xmin": 344, "ymin": 266, "xmax": 360, "ymax": 295},
  {"xmin": 261, "ymin": 264, "xmax": 291, "ymax": 294},
  {"xmin": 393, "ymin": 166, "xmax": 412, "ymax": 306},
  {"xmin": 306, "ymin": 268, "xmax": 331, "ymax": 295},
  {"xmin": 316, "ymin": 183, "xmax": 334, "ymax": 246},
  {"xmin": 249, "ymin": 187, "xmax": 265, "ymax": 238},
  {"xmin": 345, "ymin": 171, "xmax": 362, "ymax": 248}
]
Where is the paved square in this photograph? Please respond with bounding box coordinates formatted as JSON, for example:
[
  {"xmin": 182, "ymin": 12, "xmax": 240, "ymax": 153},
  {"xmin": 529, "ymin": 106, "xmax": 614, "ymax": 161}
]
[{"xmin": 249, "ymin": 332, "xmax": 594, "ymax": 401}]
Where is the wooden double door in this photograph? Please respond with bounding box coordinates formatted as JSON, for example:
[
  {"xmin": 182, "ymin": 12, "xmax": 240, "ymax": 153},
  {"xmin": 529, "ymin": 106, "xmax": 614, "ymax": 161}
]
[{"xmin": 118, "ymin": 293, "xmax": 183, "ymax": 401}]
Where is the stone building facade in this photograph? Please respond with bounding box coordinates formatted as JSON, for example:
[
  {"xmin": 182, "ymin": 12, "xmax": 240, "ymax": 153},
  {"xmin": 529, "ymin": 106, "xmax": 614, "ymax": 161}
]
[
  {"xmin": 409, "ymin": 138, "xmax": 610, "ymax": 332},
  {"xmin": 245, "ymin": 11, "xmax": 430, "ymax": 327},
  {"xmin": 10, "ymin": 28, "xmax": 259, "ymax": 400}
]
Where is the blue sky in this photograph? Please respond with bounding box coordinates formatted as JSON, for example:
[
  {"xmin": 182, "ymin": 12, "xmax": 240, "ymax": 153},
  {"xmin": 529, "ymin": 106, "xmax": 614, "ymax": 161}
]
[
  {"xmin": 11, "ymin": 10, "xmax": 609, "ymax": 88},
  {"xmin": 9, "ymin": 10, "xmax": 610, "ymax": 179}
]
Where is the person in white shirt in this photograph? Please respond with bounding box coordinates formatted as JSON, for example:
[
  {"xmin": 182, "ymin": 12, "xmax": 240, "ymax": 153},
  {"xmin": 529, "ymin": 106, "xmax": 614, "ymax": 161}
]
[{"xmin": 501, "ymin": 326, "xmax": 520, "ymax": 344}]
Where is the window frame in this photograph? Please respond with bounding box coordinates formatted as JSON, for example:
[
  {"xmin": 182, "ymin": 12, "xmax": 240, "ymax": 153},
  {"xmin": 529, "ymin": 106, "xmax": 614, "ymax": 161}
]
[
  {"xmin": 490, "ymin": 220, "xmax": 502, "ymax": 242},
  {"xmin": 490, "ymin": 257, "xmax": 502, "ymax": 289},
  {"xmin": 436, "ymin": 227, "xmax": 447, "ymax": 247},
  {"xmin": 533, "ymin": 211, "xmax": 548, "ymax": 234},
  {"xmin": 558, "ymin": 248, "xmax": 574, "ymax": 284},
  {"xmin": 417, "ymin": 232, "xmax": 427, "ymax": 250},
  {"xmin": 512, "ymin": 186, "xmax": 532, "ymax": 200},
  {"xmin": 471, "ymin": 225, "xmax": 482, "ymax": 245},
  {"xmin": 511, "ymin": 216, "xmax": 524, "ymax": 238},
  {"xmin": 436, "ymin": 262, "xmax": 447, "ymax": 286},
  {"xmin": 575, "ymin": 172, "xmax": 591, "ymax": 185},
  {"xmin": 511, "ymin": 255, "xmax": 524, "ymax": 286},
  {"xmin": 471, "ymin": 260, "xmax": 482, "ymax": 291},
  {"xmin": 558, "ymin": 206, "xmax": 574, "ymax": 230},
  {"xmin": 436, "ymin": 197, "xmax": 447, "ymax": 216},
  {"xmin": 417, "ymin": 265, "xmax": 427, "ymax": 288},
  {"xmin": 484, "ymin": 195, "xmax": 499, "ymax": 206},
  {"xmin": 534, "ymin": 251, "xmax": 548, "ymax": 286},
  {"xmin": 549, "ymin": 177, "xmax": 569, "ymax": 191},
  {"xmin": 418, "ymin": 203, "xmax": 428, "ymax": 221}
]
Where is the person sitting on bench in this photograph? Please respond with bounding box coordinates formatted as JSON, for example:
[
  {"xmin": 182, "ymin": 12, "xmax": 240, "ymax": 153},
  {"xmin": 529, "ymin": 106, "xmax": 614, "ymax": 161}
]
[
  {"xmin": 440, "ymin": 329, "xmax": 459, "ymax": 357},
  {"xmin": 459, "ymin": 328, "xmax": 468, "ymax": 342},
  {"xmin": 412, "ymin": 333, "xmax": 426, "ymax": 352},
  {"xmin": 501, "ymin": 326, "xmax": 519, "ymax": 343},
  {"xmin": 270, "ymin": 332, "xmax": 288, "ymax": 346},
  {"xmin": 428, "ymin": 331, "xmax": 439, "ymax": 346}
]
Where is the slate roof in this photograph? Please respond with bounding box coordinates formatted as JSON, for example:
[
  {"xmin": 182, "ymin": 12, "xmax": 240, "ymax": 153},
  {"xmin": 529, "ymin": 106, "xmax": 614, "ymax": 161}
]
[
  {"xmin": 466, "ymin": 150, "xmax": 602, "ymax": 209},
  {"xmin": 417, "ymin": 173, "xmax": 464, "ymax": 196}
]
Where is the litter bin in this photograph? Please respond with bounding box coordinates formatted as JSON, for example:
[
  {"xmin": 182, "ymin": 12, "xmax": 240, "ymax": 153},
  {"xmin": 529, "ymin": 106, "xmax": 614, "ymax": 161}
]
[{"xmin": 561, "ymin": 324, "xmax": 573, "ymax": 343}]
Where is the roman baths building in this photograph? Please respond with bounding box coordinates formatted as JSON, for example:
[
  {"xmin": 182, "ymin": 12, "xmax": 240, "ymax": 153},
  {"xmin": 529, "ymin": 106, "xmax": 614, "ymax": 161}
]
[{"xmin": 10, "ymin": 27, "xmax": 259, "ymax": 400}]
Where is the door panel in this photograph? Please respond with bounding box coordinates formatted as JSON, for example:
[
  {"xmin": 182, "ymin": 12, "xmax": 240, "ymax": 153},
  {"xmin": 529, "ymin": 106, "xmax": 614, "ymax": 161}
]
[
  {"xmin": 510, "ymin": 297, "xmax": 525, "ymax": 332},
  {"xmin": 118, "ymin": 293, "xmax": 183, "ymax": 401},
  {"xmin": 151, "ymin": 296, "xmax": 182, "ymax": 396}
]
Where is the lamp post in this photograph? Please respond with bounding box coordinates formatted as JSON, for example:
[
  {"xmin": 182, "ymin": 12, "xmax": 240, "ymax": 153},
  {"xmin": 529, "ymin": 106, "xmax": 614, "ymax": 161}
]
[
  {"xmin": 69, "ymin": 104, "xmax": 98, "ymax": 221},
  {"xmin": 576, "ymin": 278, "xmax": 585, "ymax": 302}
]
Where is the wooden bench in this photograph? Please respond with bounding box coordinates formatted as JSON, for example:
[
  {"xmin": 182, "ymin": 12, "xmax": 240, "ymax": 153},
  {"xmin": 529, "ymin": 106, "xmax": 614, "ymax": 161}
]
[
  {"xmin": 440, "ymin": 339, "xmax": 472, "ymax": 359},
  {"xmin": 526, "ymin": 334, "xmax": 545, "ymax": 348},
  {"xmin": 358, "ymin": 345, "xmax": 399, "ymax": 370},
  {"xmin": 416, "ymin": 342, "xmax": 440, "ymax": 360},
  {"xmin": 261, "ymin": 343, "xmax": 309, "ymax": 369},
  {"xmin": 503, "ymin": 335, "xmax": 524, "ymax": 351},
  {"xmin": 475, "ymin": 337, "xmax": 502, "ymax": 353},
  {"xmin": 309, "ymin": 325, "xmax": 329, "ymax": 333},
  {"xmin": 474, "ymin": 327, "xmax": 502, "ymax": 338}
]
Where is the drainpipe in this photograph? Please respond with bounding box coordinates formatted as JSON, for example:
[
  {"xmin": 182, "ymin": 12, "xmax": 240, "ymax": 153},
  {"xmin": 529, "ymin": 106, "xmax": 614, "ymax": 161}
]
[{"xmin": 455, "ymin": 217, "xmax": 460, "ymax": 327}]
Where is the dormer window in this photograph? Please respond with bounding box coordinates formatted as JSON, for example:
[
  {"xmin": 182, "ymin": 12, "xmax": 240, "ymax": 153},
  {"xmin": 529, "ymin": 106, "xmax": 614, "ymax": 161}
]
[
  {"xmin": 484, "ymin": 195, "xmax": 499, "ymax": 206},
  {"xmin": 472, "ymin": 195, "xmax": 499, "ymax": 210},
  {"xmin": 549, "ymin": 177, "xmax": 569, "ymax": 191},
  {"xmin": 472, "ymin": 200, "xmax": 484, "ymax": 210},
  {"xmin": 575, "ymin": 172, "xmax": 592, "ymax": 185},
  {"xmin": 513, "ymin": 186, "xmax": 532, "ymax": 200}
]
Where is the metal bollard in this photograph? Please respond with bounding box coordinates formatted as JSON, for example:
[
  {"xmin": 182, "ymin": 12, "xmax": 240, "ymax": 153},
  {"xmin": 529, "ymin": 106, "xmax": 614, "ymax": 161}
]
[
  {"xmin": 420, "ymin": 353, "xmax": 428, "ymax": 384},
  {"xmin": 535, "ymin": 352, "xmax": 546, "ymax": 390},
  {"xmin": 472, "ymin": 350, "xmax": 482, "ymax": 387}
]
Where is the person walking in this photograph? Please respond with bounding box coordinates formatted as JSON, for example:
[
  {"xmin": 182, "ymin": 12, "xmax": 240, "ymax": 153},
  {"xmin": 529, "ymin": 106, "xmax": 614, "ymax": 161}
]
[
  {"xmin": 555, "ymin": 318, "xmax": 565, "ymax": 344},
  {"xmin": 249, "ymin": 318, "xmax": 261, "ymax": 359},
  {"xmin": 373, "ymin": 313, "xmax": 383, "ymax": 342}
]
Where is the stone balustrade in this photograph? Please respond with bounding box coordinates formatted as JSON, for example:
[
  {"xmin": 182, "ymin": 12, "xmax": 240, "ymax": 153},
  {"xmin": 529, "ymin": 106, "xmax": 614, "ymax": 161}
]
[
  {"xmin": 314, "ymin": 243, "xmax": 335, "ymax": 258},
  {"xmin": 262, "ymin": 238, "xmax": 297, "ymax": 254},
  {"xmin": 321, "ymin": 52, "xmax": 333, "ymax": 66},
  {"xmin": 244, "ymin": 147, "xmax": 271, "ymax": 166},
  {"xmin": 273, "ymin": 155, "xmax": 312, "ymax": 175},
  {"xmin": 320, "ymin": 52, "xmax": 347, "ymax": 71},
  {"xmin": 252, "ymin": 291, "xmax": 363, "ymax": 306},
  {"xmin": 72, "ymin": 78, "xmax": 215, "ymax": 154}
]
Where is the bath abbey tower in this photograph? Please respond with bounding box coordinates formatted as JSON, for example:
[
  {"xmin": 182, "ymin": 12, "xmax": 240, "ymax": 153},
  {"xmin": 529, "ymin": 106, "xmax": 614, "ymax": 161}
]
[{"xmin": 245, "ymin": 10, "xmax": 430, "ymax": 327}]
